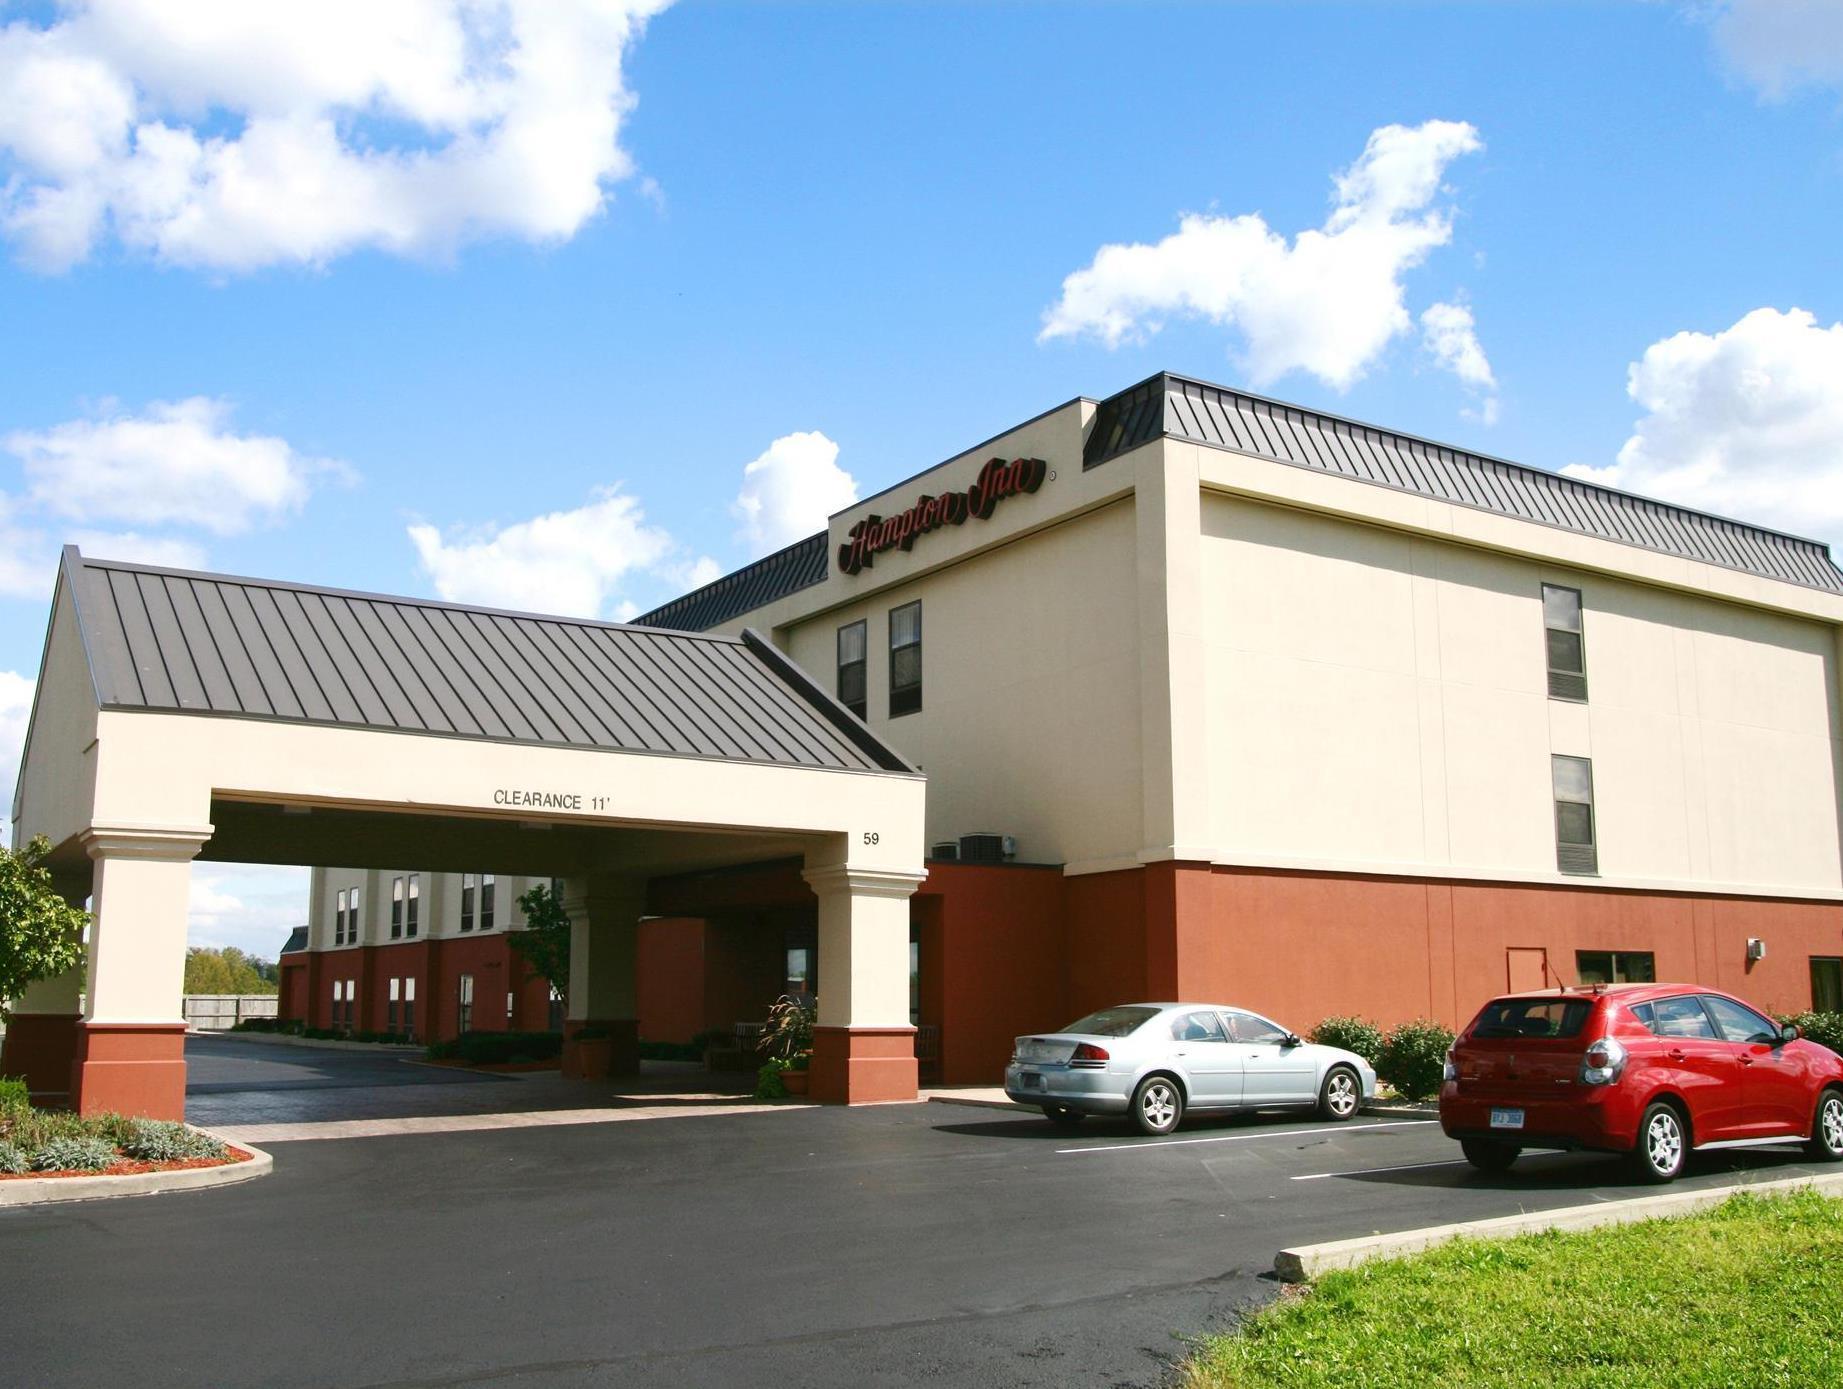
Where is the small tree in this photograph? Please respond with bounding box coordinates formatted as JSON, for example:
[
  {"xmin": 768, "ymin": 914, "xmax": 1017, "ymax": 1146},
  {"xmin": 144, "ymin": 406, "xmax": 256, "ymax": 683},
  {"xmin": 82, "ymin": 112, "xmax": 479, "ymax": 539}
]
[
  {"xmin": 509, "ymin": 883, "xmax": 571, "ymax": 1011},
  {"xmin": 0, "ymin": 836, "xmax": 89, "ymax": 1022}
]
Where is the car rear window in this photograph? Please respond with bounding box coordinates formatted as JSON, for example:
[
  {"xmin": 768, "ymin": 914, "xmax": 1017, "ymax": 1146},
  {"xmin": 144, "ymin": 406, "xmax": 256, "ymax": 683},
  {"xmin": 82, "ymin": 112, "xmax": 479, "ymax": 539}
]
[
  {"xmin": 1062, "ymin": 1006, "xmax": 1159, "ymax": 1038},
  {"xmin": 1470, "ymin": 998, "xmax": 1594, "ymax": 1040}
]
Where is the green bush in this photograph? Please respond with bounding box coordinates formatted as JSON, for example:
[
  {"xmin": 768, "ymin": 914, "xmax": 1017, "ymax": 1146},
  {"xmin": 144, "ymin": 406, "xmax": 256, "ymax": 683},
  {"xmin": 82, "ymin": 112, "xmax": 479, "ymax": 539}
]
[
  {"xmin": 0, "ymin": 1103, "xmax": 133, "ymax": 1156},
  {"xmin": 232, "ymin": 1017, "xmax": 284, "ymax": 1033},
  {"xmin": 122, "ymin": 1120, "xmax": 227, "ymax": 1163},
  {"xmin": 754, "ymin": 1057, "xmax": 791, "ymax": 1100},
  {"xmin": 1376, "ymin": 1018, "xmax": 1457, "ymax": 1101},
  {"xmin": 1310, "ymin": 1016, "xmax": 1385, "ymax": 1066},
  {"xmin": 1779, "ymin": 1012, "xmax": 1843, "ymax": 1057},
  {"xmin": 0, "ymin": 1076, "xmax": 29, "ymax": 1113},
  {"xmin": 33, "ymin": 1135, "xmax": 117, "ymax": 1172},
  {"xmin": 638, "ymin": 1039, "xmax": 702, "ymax": 1061},
  {"xmin": 302, "ymin": 1027, "xmax": 337, "ymax": 1040},
  {"xmin": 428, "ymin": 1030, "xmax": 564, "ymax": 1066},
  {"xmin": 0, "ymin": 1140, "xmax": 27, "ymax": 1175}
]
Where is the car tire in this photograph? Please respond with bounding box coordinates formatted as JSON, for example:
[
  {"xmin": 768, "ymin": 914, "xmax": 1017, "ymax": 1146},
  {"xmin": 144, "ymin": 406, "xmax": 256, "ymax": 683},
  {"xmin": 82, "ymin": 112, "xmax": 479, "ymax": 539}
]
[
  {"xmin": 1631, "ymin": 1100, "xmax": 1689, "ymax": 1183},
  {"xmin": 1460, "ymin": 1138, "xmax": 1520, "ymax": 1173},
  {"xmin": 1807, "ymin": 1089, "xmax": 1843, "ymax": 1163},
  {"xmin": 1043, "ymin": 1104, "xmax": 1085, "ymax": 1130},
  {"xmin": 1131, "ymin": 1074, "xmax": 1184, "ymax": 1137},
  {"xmin": 1317, "ymin": 1065, "xmax": 1362, "ymax": 1122}
]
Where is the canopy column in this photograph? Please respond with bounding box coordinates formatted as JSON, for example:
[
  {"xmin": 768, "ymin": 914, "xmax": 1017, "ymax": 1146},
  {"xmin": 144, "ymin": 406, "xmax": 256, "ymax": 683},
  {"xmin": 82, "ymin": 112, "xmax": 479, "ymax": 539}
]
[
  {"xmin": 560, "ymin": 875, "xmax": 645, "ymax": 1079},
  {"xmin": 71, "ymin": 824, "xmax": 211, "ymax": 1120},
  {"xmin": 0, "ymin": 868, "xmax": 91, "ymax": 1102},
  {"xmin": 802, "ymin": 860, "xmax": 925, "ymax": 1104}
]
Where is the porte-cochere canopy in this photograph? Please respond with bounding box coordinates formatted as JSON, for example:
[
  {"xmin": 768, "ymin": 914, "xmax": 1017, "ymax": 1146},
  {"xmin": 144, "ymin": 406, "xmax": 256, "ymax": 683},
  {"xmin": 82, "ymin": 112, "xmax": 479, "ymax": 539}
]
[{"xmin": 6, "ymin": 548, "xmax": 927, "ymax": 1120}]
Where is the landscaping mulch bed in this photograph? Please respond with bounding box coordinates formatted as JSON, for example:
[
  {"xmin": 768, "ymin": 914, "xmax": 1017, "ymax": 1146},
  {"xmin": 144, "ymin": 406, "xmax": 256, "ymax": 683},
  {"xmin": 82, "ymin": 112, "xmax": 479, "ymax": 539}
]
[{"xmin": 0, "ymin": 1147, "xmax": 253, "ymax": 1181}]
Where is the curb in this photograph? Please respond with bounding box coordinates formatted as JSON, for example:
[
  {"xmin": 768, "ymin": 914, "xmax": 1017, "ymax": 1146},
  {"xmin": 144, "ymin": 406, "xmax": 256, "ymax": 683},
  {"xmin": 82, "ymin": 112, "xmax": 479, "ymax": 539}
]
[
  {"xmin": 0, "ymin": 1129, "xmax": 274, "ymax": 1209},
  {"xmin": 1274, "ymin": 1168, "xmax": 1843, "ymax": 1282}
]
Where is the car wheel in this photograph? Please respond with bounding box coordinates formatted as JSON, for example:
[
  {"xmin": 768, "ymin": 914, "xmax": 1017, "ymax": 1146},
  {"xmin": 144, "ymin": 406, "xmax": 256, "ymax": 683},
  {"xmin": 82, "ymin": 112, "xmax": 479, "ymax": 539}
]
[
  {"xmin": 1807, "ymin": 1089, "xmax": 1843, "ymax": 1163},
  {"xmin": 1632, "ymin": 1101, "xmax": 1688, "ymax": 1183},
  {"xmin": 1460, "ymin": 1138, "xmax": 1520, "ymax": 1173},
  {"xmin": 1132, "ymin": 1075, "xmax": 1184, "ymax": 1137},
  {"xmin": 1317, "ymin": 1065, "xmax": 1361, "ymax": 1122},
  {"xmin": 1043, "ymin": 1104, "xmax": 1085, "ymax": 1130}
]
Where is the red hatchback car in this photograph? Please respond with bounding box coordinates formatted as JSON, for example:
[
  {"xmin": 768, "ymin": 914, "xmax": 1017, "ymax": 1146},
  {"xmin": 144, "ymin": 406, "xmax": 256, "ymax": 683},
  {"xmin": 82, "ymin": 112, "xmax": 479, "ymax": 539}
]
[{"xmin": 1440, "ymin": 984, "xmax": 1843, "ymax": 1182}]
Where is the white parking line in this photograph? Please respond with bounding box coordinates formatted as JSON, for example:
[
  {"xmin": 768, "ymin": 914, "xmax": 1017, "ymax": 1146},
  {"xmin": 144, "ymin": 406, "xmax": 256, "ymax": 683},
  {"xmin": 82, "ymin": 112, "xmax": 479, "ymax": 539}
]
[
  {"xmin": 1292, "ymin": 1159, "xmax": 1470, "ymax": 1181},
  {"xmin": 1055, "ymin": 1119, "xmax": 1436, "ymax": 1156}
]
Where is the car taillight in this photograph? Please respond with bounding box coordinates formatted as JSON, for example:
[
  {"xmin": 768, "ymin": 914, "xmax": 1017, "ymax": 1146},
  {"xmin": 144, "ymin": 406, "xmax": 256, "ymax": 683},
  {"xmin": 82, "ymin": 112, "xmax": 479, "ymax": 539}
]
[
  {"xmin": 1580, "ymin": 1036, "xmax": 1627, "ymax": 1086},
  {"xmin": 1070, "ymin": 1042, "xmax": 1109, "ymax": 1069}
]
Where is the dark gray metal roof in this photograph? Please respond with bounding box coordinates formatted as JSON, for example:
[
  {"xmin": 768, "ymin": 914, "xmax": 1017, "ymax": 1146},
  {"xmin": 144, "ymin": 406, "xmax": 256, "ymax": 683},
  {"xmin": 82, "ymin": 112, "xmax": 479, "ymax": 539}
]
[
  {"xmin": 280, "ymin": 926, "xmax": 308, "ymax": 956},
  {"xmin": 634, "ymin": 532, "xmax": 828, "ymax": 633},
  {"xmin": 1087, "ymin": 373, "xmax": 1843, "ymax": 594},
  {"xmin": 61, "ymin": 547, "xmax": 913, "ymax": 774}
]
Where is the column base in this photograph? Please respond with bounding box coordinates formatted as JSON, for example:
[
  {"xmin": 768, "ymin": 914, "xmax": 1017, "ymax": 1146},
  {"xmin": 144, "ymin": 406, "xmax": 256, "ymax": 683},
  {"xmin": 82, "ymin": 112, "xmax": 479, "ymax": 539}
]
[
  {"xmin": 70, "ymin": 1023, "xmax": 189, "ymax": 1120},
  {"xmin": 810, "ymin": 1026, "xmax": 918, "ymax": 1104},
  {"xmin": 561, "ymin": 1019, "xmax": 640, "ymax": 1079},
  {"xmin": 0, "ymin": 1012, "xmax": 81, "ymax": 1101}
]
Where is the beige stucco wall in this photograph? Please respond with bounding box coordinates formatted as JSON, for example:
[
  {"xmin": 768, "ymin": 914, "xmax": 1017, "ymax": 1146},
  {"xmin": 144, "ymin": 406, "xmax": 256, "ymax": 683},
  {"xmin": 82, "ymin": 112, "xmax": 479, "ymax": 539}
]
[
  {"xmin": 10, "ymin": 579, "xmax": 100, "ymax": 849},
  {"xmin": 311, "ymin": 866, "xmax": 542, "ymax": 950},
  {"xmin": 1198, "ymin": 491, "xmax": 1843, "ymax": 896}
]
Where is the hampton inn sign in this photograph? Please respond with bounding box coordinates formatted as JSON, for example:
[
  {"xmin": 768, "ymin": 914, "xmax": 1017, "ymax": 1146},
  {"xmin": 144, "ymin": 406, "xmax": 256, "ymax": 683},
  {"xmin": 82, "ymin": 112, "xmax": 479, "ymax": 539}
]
[{"xmin": 837, "ymin": 455, "xmax": 1047, "ymax": 575}]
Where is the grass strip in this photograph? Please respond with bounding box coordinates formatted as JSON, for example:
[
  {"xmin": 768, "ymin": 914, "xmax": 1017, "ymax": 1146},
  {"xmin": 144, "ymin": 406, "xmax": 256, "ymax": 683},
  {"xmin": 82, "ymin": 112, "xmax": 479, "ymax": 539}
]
[{"xmin": 1185, "ymin": 1190, "xmax": 1843, "ymax": 1389}]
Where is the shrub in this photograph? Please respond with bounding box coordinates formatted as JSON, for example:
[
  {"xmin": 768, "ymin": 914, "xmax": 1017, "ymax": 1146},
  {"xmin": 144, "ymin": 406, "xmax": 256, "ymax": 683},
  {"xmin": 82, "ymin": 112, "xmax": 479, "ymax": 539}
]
[
  {"xmin": 232, "ymin": 1017, "xmax": 283, "ymax": 1033},
  {"xmin": 0, "ymin": 1076, "xmax": 29, "ymax": 1113},
  {"xmin": 1376, "ymin": 1018, "xmax": 1456, "ymax": 1101},
  {"xmin": 1309, "ymin": 1016, "xmax": 1385, "ymax": 1066},
  {"xmin": 2, "ymin": 1103, "xmax": 130, "ymax": 1154},
  {"xmin": 1780, "ymin": 1012, "xmax": 1843, "ymax": 1057},
  {"xmin": 754, "ymin": 1057, "xmax": 791, "ymax": 1100},
  {"xmin": 122, "ymin": 1120, "xmax": 227, "ymax": 1163},
  {"xmin": 638, "ymin": 1039, "xmax": 701, "ymax": 1062},
  {"xmin": 429, "ymin": 1030, "xmax": 564, "ymax": 1066},
  {"xmin": 0, "ymin": 1141, "xmax": 27, "ymax": 1175},
  {"xmin": 33, "ymin": 1135, "xmax": 117, "ymax": 1172},
  {"xmin": 758, "ymin": 995, "xmax": 815, "ymax": 1061}
]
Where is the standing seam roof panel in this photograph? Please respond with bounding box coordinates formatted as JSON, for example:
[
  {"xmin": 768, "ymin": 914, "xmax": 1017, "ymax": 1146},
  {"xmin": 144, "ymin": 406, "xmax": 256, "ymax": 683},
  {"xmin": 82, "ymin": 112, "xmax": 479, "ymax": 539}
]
[{"xmin": 190, "ymin": 580, "xmax": 275, "ymax": 717}]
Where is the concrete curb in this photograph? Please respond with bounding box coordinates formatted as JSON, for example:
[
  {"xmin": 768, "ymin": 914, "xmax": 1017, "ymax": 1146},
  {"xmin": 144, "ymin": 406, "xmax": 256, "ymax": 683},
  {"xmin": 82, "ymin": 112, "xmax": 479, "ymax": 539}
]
[
  {"xmin": 0, "ymin": 1129, "xmax": 274, "ymax": 1208},
  {"xmin": 192, "ymin": 1030, "xmax": 423, "ymax": 1055},
  {"xmin": 1274, "ymin": 1168, "xmax": 1843, "ymax": 1282}
]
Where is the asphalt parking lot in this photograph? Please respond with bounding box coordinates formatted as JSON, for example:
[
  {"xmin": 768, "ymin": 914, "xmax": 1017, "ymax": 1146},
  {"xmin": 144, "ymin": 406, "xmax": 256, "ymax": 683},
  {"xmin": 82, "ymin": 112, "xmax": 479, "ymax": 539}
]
[{"xmin": 3, "ymin": 1038, "xmax": 1832, "ymax": 1389}]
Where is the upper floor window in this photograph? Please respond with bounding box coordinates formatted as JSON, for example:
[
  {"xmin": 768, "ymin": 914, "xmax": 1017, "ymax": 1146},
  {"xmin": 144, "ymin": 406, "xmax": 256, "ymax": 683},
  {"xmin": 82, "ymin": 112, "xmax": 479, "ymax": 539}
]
[
  {"xmin": 391, "ymin": 876, "xmax": 405, "ymax": 939},
  {"xmin": 460, "ymin": 873, "xmax": 476, "ymax": 932},
  {"xmin": 889, "ymin": 601, "xmax": 922, "ymax": 718},
  {"xmin": 334, "ymin": 887, "xmax": 350, "ymax": 946},
  {"xmin": 1552, "ymin": 754, "xmax": 1597, "ymax": 875},
  {"xmin": 837, "ymin": 620, "xmax": 867, "ymax": 720},
  {"xmin": 406, "ymin": 873, "xmax": 420, "ymax": 937},
  {"xmin": 1543, "ymin": 584, "xmax": 1587, "ymax": 701},
  {"xmin": 480, "ymin": 873, "xmax": 495, "ymax": 931}
]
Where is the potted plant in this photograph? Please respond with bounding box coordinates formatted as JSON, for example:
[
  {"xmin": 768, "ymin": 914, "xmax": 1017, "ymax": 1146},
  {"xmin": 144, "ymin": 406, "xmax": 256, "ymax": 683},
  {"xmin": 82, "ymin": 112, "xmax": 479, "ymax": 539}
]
[{"xmin": 781, "ymin": 1050, "xmax": 811, "ymax": 1096}]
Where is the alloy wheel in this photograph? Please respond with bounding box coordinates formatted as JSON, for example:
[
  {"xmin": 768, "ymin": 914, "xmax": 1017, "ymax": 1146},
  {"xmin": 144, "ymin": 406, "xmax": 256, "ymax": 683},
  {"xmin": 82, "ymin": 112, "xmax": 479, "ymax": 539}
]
[
  {"xmin": 1646, "ymin": 1109, "xmax": 1683, "ymax": 1175},
  {"xmin": 1823, "ymin": 1096, "xmax": 1843, "ymax": 1153},
  {"xmin": 1326, "ymin": 1071, "xmax": 1358, "ymax": 1118},
  {"xmin": 1141, "ymin": 1082, "xmax": 1176, "ymax": 1129}
]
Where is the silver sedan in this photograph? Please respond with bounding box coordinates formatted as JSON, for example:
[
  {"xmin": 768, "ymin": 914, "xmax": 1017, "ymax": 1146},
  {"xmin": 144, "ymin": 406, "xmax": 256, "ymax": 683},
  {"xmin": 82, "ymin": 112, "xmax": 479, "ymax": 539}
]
[{"xmin": 1004, "ymin": 1002, "xmax": 1379, "ymax": 1136}]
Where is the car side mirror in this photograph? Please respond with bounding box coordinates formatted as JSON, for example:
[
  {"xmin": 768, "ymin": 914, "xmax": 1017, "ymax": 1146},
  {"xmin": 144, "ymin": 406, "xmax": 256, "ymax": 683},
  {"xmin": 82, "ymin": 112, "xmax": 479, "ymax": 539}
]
[
  {"xmin": 1282, "ymin": 1033, "xmax": 1303, "ymax": 1048},
  {"xmin": 1781, "ymin": 1023, "xmax": 1801, "ymax": 1045}
]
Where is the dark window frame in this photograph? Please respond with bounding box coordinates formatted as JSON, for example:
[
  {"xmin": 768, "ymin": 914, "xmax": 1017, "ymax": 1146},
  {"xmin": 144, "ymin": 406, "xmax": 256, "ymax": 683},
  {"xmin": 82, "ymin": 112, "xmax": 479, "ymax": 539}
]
[
  {"xmin": 1543, "ymin": 583, "xmax": 1588, "ymax": 701},
  {"xmin": 888, "ymin": 601, "xmax": 922, "ymax": 718},
  {"xmin": 406, "ymin": 873, "xmax": 420, "ymax": 938},
  {"xmin": 391, "ymin": 875, "xmax": 404, "ymax": 939},
  {"xmin": 481, "ymin": 873, "xmax": 495, "ymax": 932},
  {"xmin": 837, "ymin": 619, "xmax": 867, "ymax": 721},
  {"xmin": 1813, "ymin": 957, "xmax": 1843, "ymax": 1014},
  {"xmin": 460, "ymin": 872, "xmax": 475, "ymax": 932},
  {"xmin": 1575, "ymin": 949, "xmax": 1655, "ymax": 985}
]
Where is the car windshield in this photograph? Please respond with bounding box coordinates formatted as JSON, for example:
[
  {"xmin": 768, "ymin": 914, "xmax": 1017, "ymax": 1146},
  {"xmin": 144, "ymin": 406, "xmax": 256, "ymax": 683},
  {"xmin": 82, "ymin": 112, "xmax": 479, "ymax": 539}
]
[
  {"xmin": 1470, "ymin": 998, "xmax": 1593, "ymax": 1039},
  {"xmin": 1061, "ymin": 1006, "xmax": 1159, "ymax": 1038}
]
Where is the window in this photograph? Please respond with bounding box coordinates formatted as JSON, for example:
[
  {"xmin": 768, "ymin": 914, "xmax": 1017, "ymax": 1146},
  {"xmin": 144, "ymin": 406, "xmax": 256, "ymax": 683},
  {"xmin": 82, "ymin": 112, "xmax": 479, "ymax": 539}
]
[
  {"xmin": 1170, "ymin": 1011, "xmax": 1227, "ymax": 1043},
  {"xmin": 1703, "ymin": 995, "xmax": 1779, "ymax": 1046},
  {"xmin": 331, "ymin": 979, "xmax": 356, "ymax": 1032},
  {"xmin": 481, "ymin": 874, "xmax": 495, "ymax": 932},
  {"xmin": 837, "ymin": 620, "xmax": 867, "ymax": 720},
  {"xmin": 506, "ymin": 990, "xmax": 516, "ymax": 1021},
  {"xmin": 889, "ymin": 601, "xmax": 922, "ymax": 717},
  {"xmin": 460, "ymin": 873, "xmax": 475, "ymax": 931},
  {"xmin": 786, "ymin": 946, "xmax": 812, "ymax": 996},
  {"xmin": 334, "ymin": 888, "xmax": 349, "ymax": 946},
  {"xmin": 1553, "ymin": 755, "xmax": 1598, "ymax": 875},
  {"xmin": 1576, "ymin": 950, "xmax": 1654, "ymax": 985},
  {"xmin": 406, "ymin": 874, "xmax": 420, "ymax": 937},
  {"xmin": 1059, "ymin": 1006, "xmax": 1158, "ymax": 1037},
  {"xmin": 1813, "ymin": 958, "xmax": 1842, "ymax": 1014},
  {"xmin": 1636, "ymin": 995, "xmax": 1717, "ymax": 1040},
  {"xmin": 909, "ymin": 929, "xmax": 920, "ymax": 1027},
  {"xmin": 348, "ymin": 886, "xmax": 361, "ymax": 943},
  {"xmin": 1472, "ymin": 999, "xmax": 1593, "ymax": 1039},
  {"xmin": 388, "ymin": 977, "xmax": 400, "ymax": 1033},
  {"xmin": 330, "ymin": 978, "xmax": 342, "ymax": 1027},
  {"xmin": 458, "ymin": 974, "xmax": 474, "ymax": 1032},
  {"xmin": 391, "ymin": 875, "xmax": 404, "ymax": 939},
  {"xmin": 1226, "ymin": 1012, "xmax": 1291, "ymax": 1046},
  {"xmin": 1543, "ymin": 584, "xmax": 1588, "ymax": 700},
  {"xmin": 402, "ymin": 977, "xmax": 416, "ymax": 1036}
]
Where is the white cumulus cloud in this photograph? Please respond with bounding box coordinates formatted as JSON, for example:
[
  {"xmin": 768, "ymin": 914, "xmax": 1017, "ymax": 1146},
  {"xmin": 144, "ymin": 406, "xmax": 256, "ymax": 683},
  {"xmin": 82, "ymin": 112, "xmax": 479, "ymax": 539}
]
[
  {"xmin": 1562, "ymin": 307, "xmax": 1843, "ymax": 545},
  {"xmin": 409, "ymin": 486, "xmax": 679, "ymax": 620},
  {"xmin": 188, "ymin": 862, "xmax": 311, "ymax": 957},
  {"xmin": 1, "ymin": 668, "xmax": 36, "ymax": 842},
  {"xmin": 0, "ymin": 0, "xmax": 671, "ymax": 272},
  {"xmin": 5, "ymin": 397, "xmax": 346, "ymax": 535},
  {"xmin": 1039, "ymin": 120, "xmax": 1486, "ymax": 391},
  {"xmin": 1419, "ymin": 300, "xmax": 1498, "ymax": 423},
  {"xmin": 1705, "ymin": 0, "xmax": 1843, "ymax": 98},
  {"xmin": 733, "ymin": 430, "xmax": 858, "ymax": 558}
]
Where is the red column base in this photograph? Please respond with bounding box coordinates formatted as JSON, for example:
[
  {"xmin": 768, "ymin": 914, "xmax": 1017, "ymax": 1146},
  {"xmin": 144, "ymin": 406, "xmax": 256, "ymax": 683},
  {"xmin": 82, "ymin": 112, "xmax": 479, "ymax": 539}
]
[
  {"xmin": 0, "ymin": 1013, "xmax": 81, "ymax": 1101},
  {"xmin": 70, "ymin": 1023, "xmax": 189, "ymax": 1120},
  {"xmin": 561, "ymin": 1018, "xmax": 640, "ymax": 1079},
  {"xmin": 809, "ymin": 1025, "xmax": 918, "ymax": 1104}
]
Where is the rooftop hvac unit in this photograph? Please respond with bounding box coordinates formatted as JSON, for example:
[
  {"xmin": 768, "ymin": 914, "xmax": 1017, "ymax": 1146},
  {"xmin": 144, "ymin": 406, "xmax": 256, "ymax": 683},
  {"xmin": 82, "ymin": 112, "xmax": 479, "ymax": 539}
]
[
  {"xmin": 930, "ymin": 841, "xmax": 960, "ymax": 861},
  {"xmin": 958, "ymin": 833, "xmax": 1017, "ymax": 864}
]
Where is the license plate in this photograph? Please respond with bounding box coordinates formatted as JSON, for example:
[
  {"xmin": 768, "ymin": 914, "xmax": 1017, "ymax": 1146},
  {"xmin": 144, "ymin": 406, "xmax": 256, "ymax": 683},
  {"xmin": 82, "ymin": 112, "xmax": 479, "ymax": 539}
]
[
  {"xmin": 1019, "ymin": 1072, "xmax": 1045, "ymax": 1091},
  {"xmin": 1490, "ymin": 1107, "xmax": 1525, "ymax": 1130}
]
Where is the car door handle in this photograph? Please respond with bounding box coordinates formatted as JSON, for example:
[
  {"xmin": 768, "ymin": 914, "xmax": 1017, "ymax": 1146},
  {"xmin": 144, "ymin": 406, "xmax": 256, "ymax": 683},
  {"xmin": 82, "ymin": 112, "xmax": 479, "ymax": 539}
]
[
  {"xmin": 1739, "ymin": 1056, "xmax": 1755, "ymax": 1067},
  {"xmin": 1667, "ymin": 1049, "xmax": 1687, "ymax": 1062}
]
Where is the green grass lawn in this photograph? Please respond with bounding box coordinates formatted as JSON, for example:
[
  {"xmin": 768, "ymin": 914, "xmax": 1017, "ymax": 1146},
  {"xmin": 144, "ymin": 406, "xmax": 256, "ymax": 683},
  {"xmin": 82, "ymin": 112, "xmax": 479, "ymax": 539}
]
[{"xmin": 1185, "ymin": 1190, "xmax": 1843, "ymax": 1389}]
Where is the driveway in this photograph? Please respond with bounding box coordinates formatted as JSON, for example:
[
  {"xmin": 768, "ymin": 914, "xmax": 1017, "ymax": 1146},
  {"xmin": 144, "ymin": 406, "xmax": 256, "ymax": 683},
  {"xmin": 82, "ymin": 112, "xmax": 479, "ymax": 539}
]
[{"xmin": 3, "ymin": 1038, "xmax": 1832, "ymax": 1388}]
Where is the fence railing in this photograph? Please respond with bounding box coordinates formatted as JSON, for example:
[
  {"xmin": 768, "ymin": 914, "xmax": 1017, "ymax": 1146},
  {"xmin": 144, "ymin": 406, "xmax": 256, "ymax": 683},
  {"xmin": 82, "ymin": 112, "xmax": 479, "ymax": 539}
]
[{"xmin": 183, "ymin": 994, "xmax": 279, "ymax": 1030}]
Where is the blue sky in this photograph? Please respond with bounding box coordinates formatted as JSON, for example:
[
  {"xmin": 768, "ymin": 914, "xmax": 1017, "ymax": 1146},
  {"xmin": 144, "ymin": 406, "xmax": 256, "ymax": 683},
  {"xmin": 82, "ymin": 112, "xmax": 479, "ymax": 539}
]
[{"xmin": 2, "ymin": 0, "xmax": 1841, "ymax": 953}]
